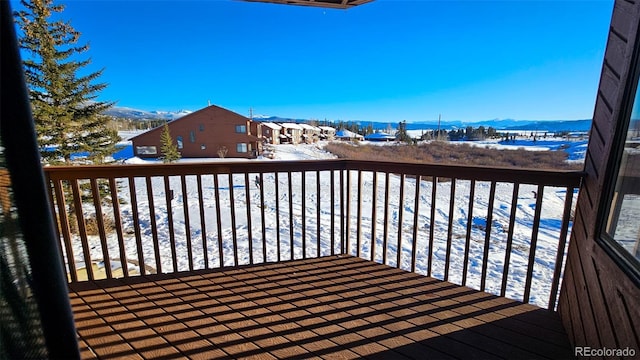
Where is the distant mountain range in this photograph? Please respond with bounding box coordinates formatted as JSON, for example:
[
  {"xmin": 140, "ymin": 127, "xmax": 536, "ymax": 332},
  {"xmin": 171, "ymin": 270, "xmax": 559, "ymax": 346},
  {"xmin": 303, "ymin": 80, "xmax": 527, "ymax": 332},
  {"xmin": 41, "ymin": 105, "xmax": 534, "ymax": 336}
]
[
  {"xmin": 106, "ymin": 106, "xmax": 592, "ymax": 132},
  {"xmin": 403, "ymin": 119, "xmax": 592, "ymax": 132},
  {"xmin": 105, "ymin": 106, "xmax": 192, "ymax": 120},
  {"xmin": 253, "ymin": 116, "xmax": 592, "ymax": 133}
]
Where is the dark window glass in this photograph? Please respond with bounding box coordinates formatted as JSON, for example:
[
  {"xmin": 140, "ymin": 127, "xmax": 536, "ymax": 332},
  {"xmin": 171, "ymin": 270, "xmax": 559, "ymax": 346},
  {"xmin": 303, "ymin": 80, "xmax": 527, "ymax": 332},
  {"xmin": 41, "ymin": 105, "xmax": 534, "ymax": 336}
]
[
  {"xmin": 0, "ymin": 141, "xmax": 48, "ymax": 358},
  {"xmin": 602, "ymin": 70, "xmax": 640, "ymax": 279},
  {"xmin": 136, "ymin": 146, "xmax": 157, "ymax": 155}
]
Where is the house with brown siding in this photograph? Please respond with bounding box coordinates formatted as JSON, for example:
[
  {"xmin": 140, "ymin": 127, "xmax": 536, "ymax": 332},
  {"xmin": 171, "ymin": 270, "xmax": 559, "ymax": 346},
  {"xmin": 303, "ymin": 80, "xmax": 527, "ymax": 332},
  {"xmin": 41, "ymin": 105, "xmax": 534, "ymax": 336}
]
[
  {"xmin": 131, "ymin": 105, "xmax": 262, "ymax": 159},
  {"xmin": 249, "ymin": 120, "xmax": 263, "ymax": 154}
]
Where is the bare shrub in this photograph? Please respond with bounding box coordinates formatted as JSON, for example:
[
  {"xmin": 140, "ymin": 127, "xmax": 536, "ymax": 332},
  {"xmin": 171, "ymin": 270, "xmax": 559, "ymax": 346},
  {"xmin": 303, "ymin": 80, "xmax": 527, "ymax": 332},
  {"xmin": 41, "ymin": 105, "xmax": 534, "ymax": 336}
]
[
  {"xmin": 67, "ymin": 214, "xmax": 116, "ymax": 235},
  {"xmin": 85, "ymin": 214, "xmax": 116, "ymax": 235},
  {"xmin": 217, "ymin": 146, "xmax": 228, "ymax": 158},
  {"xmin": 324, "ymin": 142, "xmax": 581, "ymax": 170}
]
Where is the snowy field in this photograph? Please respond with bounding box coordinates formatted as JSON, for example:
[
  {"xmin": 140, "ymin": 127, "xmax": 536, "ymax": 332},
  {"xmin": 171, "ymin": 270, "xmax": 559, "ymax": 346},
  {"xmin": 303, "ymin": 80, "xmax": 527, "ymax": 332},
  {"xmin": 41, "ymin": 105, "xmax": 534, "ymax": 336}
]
[{"xmin": 64, "ymin": 139, "xmax": 582, "ymax": 310}]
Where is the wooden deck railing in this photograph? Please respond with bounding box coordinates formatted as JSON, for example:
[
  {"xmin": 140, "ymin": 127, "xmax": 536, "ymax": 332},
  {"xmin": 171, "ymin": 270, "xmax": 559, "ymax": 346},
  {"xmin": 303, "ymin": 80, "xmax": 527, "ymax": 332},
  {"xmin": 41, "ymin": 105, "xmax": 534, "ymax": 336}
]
[{"xmin": 44, "ymin": 160, "xmax": 583, "ymax": 310}]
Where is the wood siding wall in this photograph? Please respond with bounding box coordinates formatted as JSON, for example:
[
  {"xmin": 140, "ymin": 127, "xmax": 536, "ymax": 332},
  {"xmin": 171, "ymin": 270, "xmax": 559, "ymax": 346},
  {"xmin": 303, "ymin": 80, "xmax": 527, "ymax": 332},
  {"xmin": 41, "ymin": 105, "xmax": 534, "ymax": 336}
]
[
  {"xmin": 131, "ymin": 105, "xmax": 260, "ymax": 159},
  {"xmin": 558, "ymin": 0, "xmax": 640, "ymax": 356}
]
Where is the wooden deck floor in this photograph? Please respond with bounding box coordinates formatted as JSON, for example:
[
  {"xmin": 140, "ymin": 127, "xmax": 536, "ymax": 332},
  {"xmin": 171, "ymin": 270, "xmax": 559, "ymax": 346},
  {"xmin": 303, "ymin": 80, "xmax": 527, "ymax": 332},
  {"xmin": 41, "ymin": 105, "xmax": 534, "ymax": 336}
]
[{"xmin": 69, "ymin": 255, "xmax": 574, "ymax": 359}]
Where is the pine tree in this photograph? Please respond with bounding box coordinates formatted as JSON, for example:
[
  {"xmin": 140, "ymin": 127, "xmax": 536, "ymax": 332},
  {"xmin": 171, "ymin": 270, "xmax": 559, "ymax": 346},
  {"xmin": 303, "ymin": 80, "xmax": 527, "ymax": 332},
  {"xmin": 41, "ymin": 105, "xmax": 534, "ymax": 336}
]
[
  {"xmin": 160, "ymin": 123, "xmax": 181, "ymax": 163},
  {"xmin": 395, "ymin": 120, "xmax": 413, "ymax": 144},
  {"xmin": 15, "ymin": 0, "xmax": 119, "ymax": 164}
]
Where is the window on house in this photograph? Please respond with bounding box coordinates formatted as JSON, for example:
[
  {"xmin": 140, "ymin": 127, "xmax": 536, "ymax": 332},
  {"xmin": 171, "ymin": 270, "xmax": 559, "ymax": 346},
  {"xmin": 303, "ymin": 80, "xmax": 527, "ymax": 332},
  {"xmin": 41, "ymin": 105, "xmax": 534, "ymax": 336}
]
[
  {"xmin": 601, "ymin": 63, "xmax": 640, "ymax": 281},
  {"xmin": 136, "ymin": 146, "xmax": 157, "ymax": 155},
  {"xmin": 235, "ymin": 125, "xmax": 246, "ymax": 134},
  {"xmin": 199, "ymin": 124, "xmax": 204, "ymax": 131},
  {"xmin": 201, "ymin": 144, "xmax": 206, "ymax": 150},
  {"xmin": 190, "ymin": 131, "xmax": 195, "ymax": 143},
  {"xmin": 176, "ymin": 136, "xmax": 183, "ymax": 149},
  {"xmin": 236, "ymin": 143, "xmax": 247, "ymax": 153}
]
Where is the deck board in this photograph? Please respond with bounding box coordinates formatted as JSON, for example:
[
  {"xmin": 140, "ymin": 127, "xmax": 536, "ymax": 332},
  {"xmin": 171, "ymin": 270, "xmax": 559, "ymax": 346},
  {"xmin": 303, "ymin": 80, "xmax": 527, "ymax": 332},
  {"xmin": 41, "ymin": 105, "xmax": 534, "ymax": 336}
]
[{"xmin": 69, "ymin": 255, "xmax": 574, "ymax": 359}]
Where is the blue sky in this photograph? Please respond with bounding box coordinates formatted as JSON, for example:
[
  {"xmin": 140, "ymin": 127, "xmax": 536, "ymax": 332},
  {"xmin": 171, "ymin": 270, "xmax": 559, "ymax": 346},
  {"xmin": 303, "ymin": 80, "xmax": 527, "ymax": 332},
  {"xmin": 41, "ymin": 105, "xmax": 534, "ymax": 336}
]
[{"xmin": 12, "ymin": 0, "xmax": 613, "ymax": 122}]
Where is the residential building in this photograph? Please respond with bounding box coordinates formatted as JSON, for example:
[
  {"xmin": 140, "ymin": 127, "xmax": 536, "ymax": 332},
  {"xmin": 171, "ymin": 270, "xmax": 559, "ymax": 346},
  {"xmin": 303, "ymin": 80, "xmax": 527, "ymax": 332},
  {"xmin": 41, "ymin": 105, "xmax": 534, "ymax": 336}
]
[
  {"xmin": 318, "ymin": 125, "xmax": 336, "ymax": 140},
  {"xmin": 261, "ymin": 122, "xmax": 282, "ymax": 145},
  {"xmin": 365, "ymin": 132, "xmax": 395, "ymax": 142},
  {"xmin": 335, "ymin": 128, "xmax": 364, "ymax": 141},
  {"xmin": 298, "ymin": 123, "xmax": 321, "ymax": 143},
  {"xmin": 279, "ymin": 123, "xmax": 304, "ymax": 144},
  {"xmin": 249, "ymin": 119, "xmax": 263, "ymax": 155},
  {"xmin": 130, "ymin": 105, "xmax": 261, "ymax": 159}
]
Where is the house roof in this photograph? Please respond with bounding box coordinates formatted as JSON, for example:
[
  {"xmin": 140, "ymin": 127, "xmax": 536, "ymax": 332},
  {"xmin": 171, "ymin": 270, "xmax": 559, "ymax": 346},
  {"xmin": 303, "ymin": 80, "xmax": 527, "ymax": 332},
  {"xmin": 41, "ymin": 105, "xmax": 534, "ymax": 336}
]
[
  {"xmin": 298, "ymin": 123, "xmax": 321, "ymax": 131},
  {"xmin": 364, "ymin": 132, "xmax": 395, "ymax": 141},
  {"xmin": 130, "ymin": 104, "xmax": 250, "ymax": 141},
  {"xmin": 261, "ymin": 122, "xmax": 282, "ymax": 130},
  {"xmin": 335, "ymin": 129, "xmax": 364, "ymax": 139},
  {"xmin": 239, "ymin": 0, "xmax": 373, "ymax": 9},
  {"xmin": 318, "ymin": 126, "xmax": 336, "ymax": 132},
  {"xmin": 279, "ymin": 123, "xmax": 303, "ymax": 130}
]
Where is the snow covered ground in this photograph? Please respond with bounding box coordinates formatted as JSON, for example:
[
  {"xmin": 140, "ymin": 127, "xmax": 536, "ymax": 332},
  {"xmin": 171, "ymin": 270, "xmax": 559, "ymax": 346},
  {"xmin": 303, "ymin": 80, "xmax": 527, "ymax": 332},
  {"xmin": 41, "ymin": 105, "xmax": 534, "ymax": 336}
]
[{"xmin": 66, "ymin": 140, "xmax": 579, "ymax": 310}]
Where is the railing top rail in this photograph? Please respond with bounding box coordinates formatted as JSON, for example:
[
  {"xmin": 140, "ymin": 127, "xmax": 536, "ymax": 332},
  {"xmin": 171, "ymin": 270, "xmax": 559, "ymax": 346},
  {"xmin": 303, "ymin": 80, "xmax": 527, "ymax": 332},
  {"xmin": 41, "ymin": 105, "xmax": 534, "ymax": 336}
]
[
  {"xmin": 43, "ymin": 159, "xmax": 584, "ymax": 187},
  {"xmin": 43, "ymin": 160, "xmax": 348, "ymax": 180},
  {"xmin": 345, "ymin": 160, "xmax": 584, "ymax": 187}
]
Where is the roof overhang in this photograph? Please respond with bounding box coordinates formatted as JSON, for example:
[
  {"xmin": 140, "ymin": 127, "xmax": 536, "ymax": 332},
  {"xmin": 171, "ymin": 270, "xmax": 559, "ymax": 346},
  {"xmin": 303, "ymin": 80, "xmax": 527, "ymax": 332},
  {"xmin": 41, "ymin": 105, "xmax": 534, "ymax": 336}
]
[{"xmin": 239, "ymin": 0, "xmax": 374, "ymax": 9}]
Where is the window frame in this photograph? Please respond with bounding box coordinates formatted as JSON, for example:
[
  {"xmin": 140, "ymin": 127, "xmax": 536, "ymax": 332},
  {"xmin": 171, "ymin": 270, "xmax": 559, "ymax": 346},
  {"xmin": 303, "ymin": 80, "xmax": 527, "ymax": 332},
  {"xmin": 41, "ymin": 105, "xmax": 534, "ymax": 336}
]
[
  {"xmin": 235, "ymin": 125, "xmax": 247, "ymax": 134},
  {"xmin": 135, "ymin": 146, "xmax": 157, "ymax": 155},
  {"xmin": 597, "ymin": 32, "xmax": 640, "ymax": 286},
  {"xmin": 236, "ymin": 143, "xmax": 247, "ymax": 153}
]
